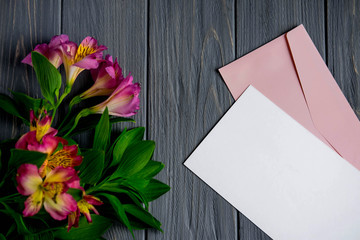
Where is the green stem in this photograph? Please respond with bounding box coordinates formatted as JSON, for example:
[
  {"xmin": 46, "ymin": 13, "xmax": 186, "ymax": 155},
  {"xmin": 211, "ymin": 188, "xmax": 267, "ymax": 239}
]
[
  {"xmin": 85, "ymin": 176, "xmax": 111, "ymax": 195},
  {"xmin": 69, "ymin": 95, "xmax": 82, "ymax": 108},
  {"xmin": 63, "ymin": 108, "xmax": 91, "ymax": 137},
  {"xmin": 57, "ymin": 95, "xmax": 82, "ymax": 131},
  {"xmin": 0, "ymin": 193, "xmax": 20, "ymax": 201},
  {"xmin": 51, "ymin": 85, "xmax": 72, "ymax": 126}
]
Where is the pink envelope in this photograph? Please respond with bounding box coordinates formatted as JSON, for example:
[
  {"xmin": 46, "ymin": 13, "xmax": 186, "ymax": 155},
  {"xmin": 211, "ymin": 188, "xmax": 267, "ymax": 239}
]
[{"xmin": 219, "ymin": 25, "xmax": 360, "ymax": 171}]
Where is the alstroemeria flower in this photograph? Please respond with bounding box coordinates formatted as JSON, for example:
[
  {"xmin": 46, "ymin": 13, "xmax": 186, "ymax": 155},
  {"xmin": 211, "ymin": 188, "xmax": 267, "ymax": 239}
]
[
  {"xmin": 39, "ymin": 144, "xmax": 83, "ymax": 178},
  {"xmin": 89, "ymin": 74, "xmax": 140, "ymax": 117},
  {"xmin": 67, "ymin": 194, "xmax": 103, "ymax": 231},
  {"xmin": 59, "ymin": 37, "xmax": 107, "ymax": 86},
  {"xmin": 80, "ymin": 55, "xmax": 124, "ymax": 99},
  {"xmin": 16, "ymin": 164, "xmax": 78, "ymax": 220},
  {"xmin": 22, "ymin": 35, "xmax": 69, "ymax": 68},
  {"xmin": 16, "ymin": 111, "xmax": 83, "ymax": 177},
  {"xmin": 16, "ymin": 110, "xmax": 60, "ymax": 155},
  {"xmin": 29, "ymin": 110, "xmax": 56, "ymax": 142},
  {"xmin": 15, "ymin": 131, "xmax": 59, "ymax": 155}
]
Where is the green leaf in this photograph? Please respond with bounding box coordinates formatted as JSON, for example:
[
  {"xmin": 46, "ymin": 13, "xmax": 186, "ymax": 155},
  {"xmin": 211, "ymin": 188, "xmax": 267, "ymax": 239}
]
[
  {"xmin": 24, "ymin": 231, "xmax": 54, "ymax": 240},
  {"xmin": 67, "ymin": 188, "xmax": 83, "ymax": 201},
  {"xmin": 93, "ymin": 108, "xmax": 110, "ymax": 151},
  {"xmin": 60, "ymin": 114, "xmax": 134, "ymax": 136},
  {"xmin": 11, "ymin": 91, "xmax": 43, "ymax": 116},
  {"xmin": 111, "ymin": 127, "xmax": 145, "ymax": 168},
  {"xmin": 31, "ymin": 52, "xmax": 61, "ymax": 106},
  {"xmin": 111, "ymin": 140, "xmax": 155, "ymax": 179},
  {"xmin": 54, "ymin": 215, "xmax": 112, "ymax": 240},
  {"xmin": 142, "ymin": 179, "xmax": 170, "ymax": 202},
  {"xmin": 6, "ymin": 223, "xmax": 16, "ymax": 238},
  {"xmin": 78, "ymin": 149, "xmax": 104, "ymax": 184},
  {"xmin": 0, "ymin": 93, "xmax": 28, "ymax": 124},
  {"xmin": 96, "ymin": 193, "xmax": 134, "ymax": 238},
  {"xmin": 97, "ymin": 182, "xmax": 148, "ymax": 208},
  {"xmin": 132, "ymin": 160, "xmax": 164, "ymax": 179},
  {"xmin": 124, "ymin": 178, "xmax": 150, "ymax": 191},
  {"xmin": 0, "ymin": 233, "xmax": 6, "ymax": 240},
  {"xmin": 0, "ymin": 203, "xmax": 31, "ymax": 235},
  {"xmin": 8, "ymin": 149, "xmax": 47, "ymax": 170},
  {"xmin": 104, "ymin": 128, "xmax": 127, "ymax": 167},
  {"xmin": 123, "ymin": 204, "xmax": 162, "ymax": 231}
]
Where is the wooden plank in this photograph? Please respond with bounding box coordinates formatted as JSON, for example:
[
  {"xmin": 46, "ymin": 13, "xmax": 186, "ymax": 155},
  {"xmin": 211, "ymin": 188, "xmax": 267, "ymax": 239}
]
[
  {"xmin": 236, "ymin": 1, "xmax": 326, "ymax": 239},
  {"xmin": 327, "ymin": 0, "xmax": 360, "ymax": 117},
  {"xmin": 61, "ymin": 1, "xmax": 147, "ymax": 239},
  {"xmin": 148, "ymin": 0, "xmax": 236, "ymax": 239},
  {"xmin": 0, "ymin": 0, "xmax": 61, "ymax": 139}
]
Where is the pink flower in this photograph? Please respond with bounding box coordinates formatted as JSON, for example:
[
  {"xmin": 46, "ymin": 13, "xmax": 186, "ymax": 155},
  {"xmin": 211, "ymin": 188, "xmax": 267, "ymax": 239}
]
[
  {"xmin": 16, "ymin": 164, "xmax": 78, "ymax": 220},
  {"xmin": 16, "ymin": 110, "xmax": 59, "ymax": 155},
  {"xmin": 80, "ymin": 55, "xmax": 124, "ymax": 99},
  {"xmin": 15, "ymin": 131, "xmax": 59, "ymax": 155},
  {"xmin": 16, "ymin": 110, "xmax": 83, "ymax": 177},
  {"xmin": 67, "ymin": 194, "xmax": 103, "ymax": 231},
  {"xmin": 22, "ymin": 35, "xmax": 69, "ymax": 68},
  {"xmin": 39, "ymin": 144, "xmax": 83, "ymax": 178},
  {"xmin": 89, "ymin": 74, "xmax": 140, "ymax": 117},
  {"xmin": 59, "ymin": 37, "xmax": 107, "ymax": 86}
]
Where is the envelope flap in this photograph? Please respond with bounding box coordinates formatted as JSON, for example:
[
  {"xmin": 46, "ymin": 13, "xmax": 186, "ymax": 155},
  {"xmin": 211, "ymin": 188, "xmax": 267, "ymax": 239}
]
[{"xmin": 286, "ymin": 25, "xmax": 360, "ymax": 168}]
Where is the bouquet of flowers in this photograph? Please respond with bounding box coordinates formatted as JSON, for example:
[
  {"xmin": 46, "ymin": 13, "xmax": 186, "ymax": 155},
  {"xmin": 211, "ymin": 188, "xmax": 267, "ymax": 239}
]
[{"xmin": 0, "ymin": 35, "xmax": 169, "ymax": 239}]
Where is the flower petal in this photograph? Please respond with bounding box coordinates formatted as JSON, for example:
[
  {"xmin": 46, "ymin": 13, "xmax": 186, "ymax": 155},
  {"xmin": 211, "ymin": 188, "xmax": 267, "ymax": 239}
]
[
  {"xmin": 84, "ymin": 195, "xmax": 103, "ymax": 206},
  {"xmin": 15, "ymin": 131, "xmax": 36, "ymax": 150},
  {"xmin": 21, "ymin": 44, "xmax": 49, "ymax": 66},
  {"xmin": 23, "ymin": 190, "xmax": 44, "ymax": 217},
  {"xmin": 44, "ymin": 193, "xmax": 77, "ymax": 220},
  {"xmin": 45, "ymin": 167, "xmax": 77, "ymax": 184},
  {"xmin": 67, "ymin": 178, "xmax": 84, "ymax": 192},
  {"xmin": 48, "ymin": 34, "xmax": 69, "ymax": 48},
  {"xmin": 73, "ymin": 54, "xmax": 102, "ymax": 69},
  {"xmin": 107, "ymin": 83, "xmax": 140, "ymax": 117},
  {"xmin": 16, "ymin": 164, "xmax": 42, "ymax": 196},
  {"xmin": 67, "ymin": 208, "xmax": 80, "ymax": 231},
  {"xmin": 27, "ymin": 134, "xmax": 59, "ymax": 155}
]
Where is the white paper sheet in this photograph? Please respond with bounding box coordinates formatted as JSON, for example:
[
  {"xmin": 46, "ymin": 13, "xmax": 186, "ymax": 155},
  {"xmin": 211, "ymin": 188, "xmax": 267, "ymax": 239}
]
[{"xmin": 184, "ymin": 85, "xmax": 360, "ymax": 240}]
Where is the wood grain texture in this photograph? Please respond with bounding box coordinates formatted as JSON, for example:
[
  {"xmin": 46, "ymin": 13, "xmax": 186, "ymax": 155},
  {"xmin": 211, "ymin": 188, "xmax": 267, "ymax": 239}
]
[
  {"xmin": 0, "ymin": 0, "xmax": 61, "ymax": 141},
  {"xmin": 236, "ymin": 1, "xmax": 325, "ymax": 239},
  {"xmin": 147, "ymin": 0, "xmax": 236, "ymax": 239},
  {"xmin": 61, "ymin": 0, "xmax": 148, "ymax": 239},
  {"xmin": 1, "ymin": 1, "xmax": 359, "ymax": 239},
  {"xmin": 327, "ymin": 0, "xmax": 360, "ymax": 117}
]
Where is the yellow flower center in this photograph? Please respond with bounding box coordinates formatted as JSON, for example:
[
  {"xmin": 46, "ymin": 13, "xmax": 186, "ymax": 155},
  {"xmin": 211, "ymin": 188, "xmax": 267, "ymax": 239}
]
[
  {"xmin": 35, "ymin": 124, "xmax": 51, "ymax": 142},
  {"xmin": 74, "ymin": 45, "xmax": 96, "ymax": 63},
  {"xmin": 46, "ymin": 149, "xmax": 75, "ymax": 170},
  {"xmin": 43, "ymin": 182, "xmax": 64, "ymax": 200},
  {"xmin": 77, "ymin": 199, "xmax": 92, "ymax": 213}
]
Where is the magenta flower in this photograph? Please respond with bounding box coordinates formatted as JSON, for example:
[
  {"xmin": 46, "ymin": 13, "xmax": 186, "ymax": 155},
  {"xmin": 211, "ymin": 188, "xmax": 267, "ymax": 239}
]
[
  {"xmin": 15, "ymin": 131, "xmax": 59, "ymax": 156},
  {"xmin": 16, "ymin": 110, "xmax": 82, "ymax": 177},
  {"xmin": 22, "ymin": 35, "xmax": 69, "ymax": 68},
  {"xmin": 80, "ymin": 55, "xmax": 124, "ymax": 99},
  {"xmin": 39, "ymin": 144, "xmax": 83, "ymax": 178},
  {"xmin": 67, "ymin": 194, "xmax": 103, "ymax": 231},
  {"xmin": 16, "ymin": 164, "xmax": 78, "ymax": 220},
  {"xmin": 89, "ymin": 74, "xmax": 140, "ymax": 117},
  {"xmin": 16, "ymin": 110, "xmax": 59, "ymax": 155},
  {"xmin": 59, "ymin": 37, "xmax": 107, "ymax": 86}
]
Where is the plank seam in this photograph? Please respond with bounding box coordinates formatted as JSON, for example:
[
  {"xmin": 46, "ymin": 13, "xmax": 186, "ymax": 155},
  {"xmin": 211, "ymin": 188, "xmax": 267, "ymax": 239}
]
[
  {"xmin": 234, "ymin": 0, "xmax": 240, "ymax": 239},
  {"xmin": 60, "ymin": 0, "xmax": 63, "ymax": 34},
  {"xmin": 324, "ymin": 0, "xmax": 328, "ymax": 64},
  {"xmin": 145, "ymin": 0, "xmax": 149, "ymax": 240}
]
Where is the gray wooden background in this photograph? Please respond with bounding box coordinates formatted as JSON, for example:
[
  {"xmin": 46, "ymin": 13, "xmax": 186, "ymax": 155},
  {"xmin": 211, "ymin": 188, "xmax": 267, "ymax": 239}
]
[{"xmin": 0, "ymin": 0, "xmax": 359, "ymax": 239}]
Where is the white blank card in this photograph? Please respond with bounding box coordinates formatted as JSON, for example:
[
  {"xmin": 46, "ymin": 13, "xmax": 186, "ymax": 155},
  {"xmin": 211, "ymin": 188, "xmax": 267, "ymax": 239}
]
[{"xmin": 184, "ymin": 86, "xmax": 360, "ymax": 240}]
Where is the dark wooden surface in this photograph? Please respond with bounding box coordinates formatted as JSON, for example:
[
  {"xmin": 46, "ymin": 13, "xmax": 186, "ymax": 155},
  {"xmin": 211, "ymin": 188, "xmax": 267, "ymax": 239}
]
[{"xmin": 0, "ymin": 0, "xmax": 359, "ymax": 239}]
